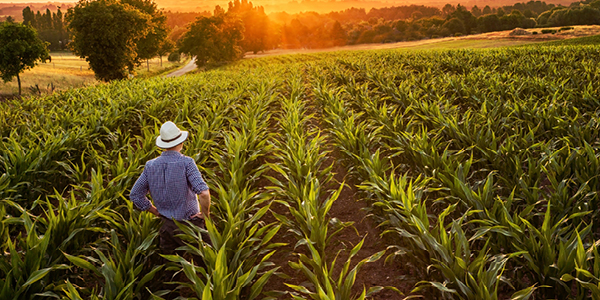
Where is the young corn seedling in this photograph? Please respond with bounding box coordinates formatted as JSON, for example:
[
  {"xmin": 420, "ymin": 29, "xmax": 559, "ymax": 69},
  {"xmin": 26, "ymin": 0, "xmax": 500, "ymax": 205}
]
[{"xmin": 63, "ymin": 229, "xmax": 161, "ymax": 300}]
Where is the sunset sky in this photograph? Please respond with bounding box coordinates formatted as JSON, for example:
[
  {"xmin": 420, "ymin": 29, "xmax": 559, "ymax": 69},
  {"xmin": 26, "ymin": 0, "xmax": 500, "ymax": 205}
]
[{"xmin": 0, "ymin": 0, "xmax": 579, "ymax": 14}]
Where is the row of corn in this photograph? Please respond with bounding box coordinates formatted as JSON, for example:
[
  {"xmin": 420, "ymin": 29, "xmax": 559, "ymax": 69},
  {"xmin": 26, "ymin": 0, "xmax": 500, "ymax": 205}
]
[
  {"xmin": 267, "ymin": 70, "xmax": 383, "ymax": 299},
  {"xmin": 2, "ymin": 43, "xmax": 600, "ymax": 299},
  {"xmin": 0, "ymin": 67, "xmax": 288, "ymax": 299},
  {"xmin": 309, "ymin": 45, "xmax": 600, "ymax": 299}
]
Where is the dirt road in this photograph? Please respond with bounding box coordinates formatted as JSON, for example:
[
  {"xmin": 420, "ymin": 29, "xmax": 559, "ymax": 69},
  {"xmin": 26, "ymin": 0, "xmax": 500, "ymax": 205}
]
[{"xmin": 165, "ymin": 57, "xmax": 197, "ymax": 77}]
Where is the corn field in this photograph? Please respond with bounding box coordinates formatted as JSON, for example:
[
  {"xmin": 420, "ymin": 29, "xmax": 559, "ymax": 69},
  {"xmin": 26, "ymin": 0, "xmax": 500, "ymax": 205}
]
[{"xmin": 1, "ymin": 41, "xmax": 600, "ymax": 299}]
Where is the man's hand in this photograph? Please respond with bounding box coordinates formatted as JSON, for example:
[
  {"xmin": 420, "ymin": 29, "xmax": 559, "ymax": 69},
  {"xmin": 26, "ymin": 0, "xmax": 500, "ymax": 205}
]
[
  {"xmin": 147, "ymin": 205, "xmax": 160, "ymax": 217},
  {"xmin": 191, "ymin": 211, "xmax": 204, "ymax": 219}
]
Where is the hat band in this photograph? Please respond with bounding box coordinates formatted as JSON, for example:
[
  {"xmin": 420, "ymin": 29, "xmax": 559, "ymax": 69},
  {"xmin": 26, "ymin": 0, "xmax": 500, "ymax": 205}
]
[{"xmin": 161, "ymin": 132, "xmax": 182, "ymax": 143}]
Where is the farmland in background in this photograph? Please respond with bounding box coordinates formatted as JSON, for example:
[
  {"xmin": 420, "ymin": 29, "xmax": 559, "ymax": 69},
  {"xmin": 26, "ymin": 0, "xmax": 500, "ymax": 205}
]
[
  {"xmin": 0, "ymin": 52, "xmax": 188, "ymax": 97},
  {"xmin": 1, "ymin": 37, "xmax": 600, "ymax": 299}
]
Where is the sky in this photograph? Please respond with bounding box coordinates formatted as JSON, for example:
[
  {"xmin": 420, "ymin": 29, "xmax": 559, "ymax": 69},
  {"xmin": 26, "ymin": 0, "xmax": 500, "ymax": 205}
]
[{"xmin": 0, "ymin": 0, "xmax": 579, "ymax": 14}]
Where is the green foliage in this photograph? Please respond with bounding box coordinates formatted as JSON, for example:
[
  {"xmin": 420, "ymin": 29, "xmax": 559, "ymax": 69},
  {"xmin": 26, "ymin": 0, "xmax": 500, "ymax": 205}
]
[
  {"xmin": 121, "ymin": 0, "xmax": 169, "ymax": 62},
  {"xmin": 2, "ymin": 40, "xmax": 600, "ymax": 300},
  {"xmin": 178, "ymin": 14, "xmax": 244, "ymax": 67},
  {"xmin": 167, "ymin": 52, "xmax": 180, "ymax": 62},
  {"xmin": 309, "ymin": 46, "xmax": 600, "ymax": 298},
  {"xmin": 0, "ymin": 21, "xmax": 49, "ymax": 95},
  {"xmin": 66, "ymin": 0, "xmax": 152, "ymax": 81}
]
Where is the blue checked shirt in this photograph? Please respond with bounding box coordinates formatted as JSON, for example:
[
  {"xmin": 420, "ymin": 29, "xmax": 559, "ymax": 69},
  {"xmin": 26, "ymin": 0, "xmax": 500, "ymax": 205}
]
[{"xmin": 130, "ymin": 151, "xmax": 209, "ymax": 221}]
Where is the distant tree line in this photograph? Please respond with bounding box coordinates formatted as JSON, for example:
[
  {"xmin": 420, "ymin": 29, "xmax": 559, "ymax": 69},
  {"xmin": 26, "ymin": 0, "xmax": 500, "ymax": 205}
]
[
  {"xmin": 22, "ymin": 7, "xmax": 68, "ymax": 51},
  {"xmin": 246, "ymin": 0, "xmax": 600, "ymax": 49},
  {"xmin": 10, "ymin": 0, "xmax": 600, "ymax": 83}
]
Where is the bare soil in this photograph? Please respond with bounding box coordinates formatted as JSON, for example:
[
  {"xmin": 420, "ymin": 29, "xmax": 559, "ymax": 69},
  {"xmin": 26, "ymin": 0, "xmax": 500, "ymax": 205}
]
[{"xmin": 324, "ymin": 149, "xmax": 409, "ymax": 300}]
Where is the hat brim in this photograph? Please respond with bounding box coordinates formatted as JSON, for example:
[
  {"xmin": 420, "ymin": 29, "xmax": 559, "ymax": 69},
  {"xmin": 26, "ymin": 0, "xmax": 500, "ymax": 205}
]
[{"xmin": 156, "ymin": 131, "xmax": 189, "ymax": 149}]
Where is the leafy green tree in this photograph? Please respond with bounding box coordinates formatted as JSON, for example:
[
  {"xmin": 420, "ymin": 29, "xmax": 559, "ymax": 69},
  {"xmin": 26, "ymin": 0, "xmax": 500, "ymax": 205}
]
[
  {"xmin": 477, "ymin": 14, "xmax": 502, "ymax": 32},
  {"xmin": 483, "ymin": 5, "xmax": 493, "ymax": 15},
  {"xmin": 442, "ymin": 4, "xmax": 456, "ymax": 16},
  {"xmin": 157, "ymin": 39, "xmax": 174, "ymax": 66},
  {"xmin": 449, "ymin": 4, "xmax": 477, "ymax": 34},
  {"xmin": 22, "ymin": 7, "xmax": 36, "ymax": 27},
  {"xmin": 443, "ymin": 17, "xmax": 466, "ymax": 35},
  {"xmin": 122, "ymin": 0, "xmax": 169, "ymax": 64},
  {"xmin": 471, "ymin": 5, "xmax": 482, "ymax": 17},
  {"xmin": 0, "ymin": 21, "xmax": 49, "ymax": 96},
  {"xmin": 178, "ymin": 14, "xmax": 244, "ymax": 67},
  {"xmin": 66, "ymin": 0, "xmax": 151, "ymax": 81}
]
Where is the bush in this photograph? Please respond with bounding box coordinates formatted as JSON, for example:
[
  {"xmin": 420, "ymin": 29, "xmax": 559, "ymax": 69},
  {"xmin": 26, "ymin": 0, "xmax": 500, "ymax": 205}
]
[
  {"xmin": 168, "ymin": 52, "xmax": 180, "ymax": 62},
  {"xmin": 541, "ymin": 29, "xmax": 557, "ymax": 34},
  {"xmin": 560, "ymin": 26, "xmax": 574, "ymax": 31},
  {"xmin": 533, "ymin": 31, "xmax": 538, "ymax": 34},
  {"xmin": 454, "ymin": 32, "xmax": 463, "ymax": 37}
]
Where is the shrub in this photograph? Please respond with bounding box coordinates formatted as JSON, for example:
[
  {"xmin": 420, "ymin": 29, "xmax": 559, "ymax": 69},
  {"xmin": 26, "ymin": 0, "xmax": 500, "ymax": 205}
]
[
  {"xmin": 541, "ymin": 29, "xmax": 557, "ymax": 34},
  {"xmin": 168, "ymin": 52, "xmax": 180, "ymax": 62},
  {"xmin": 559, "ymin": 26, "xmax": 574, "ymax": 31},
  {"xmin": 533, "ymin": 31, "xmax": 538, "ymax": 34}
]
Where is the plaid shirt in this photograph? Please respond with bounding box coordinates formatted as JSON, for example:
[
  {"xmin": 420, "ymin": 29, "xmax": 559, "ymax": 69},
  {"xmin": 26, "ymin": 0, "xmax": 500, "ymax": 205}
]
[{"xmin": 130, "ymin": 151, "xmax": 209, "ymax": 221}]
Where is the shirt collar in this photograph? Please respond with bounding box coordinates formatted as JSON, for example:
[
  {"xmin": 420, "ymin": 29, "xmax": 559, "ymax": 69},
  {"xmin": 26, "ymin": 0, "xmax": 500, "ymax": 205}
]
[{"xmin": 161, "ymin": 150, "xmax": 183, "ymax": 157}]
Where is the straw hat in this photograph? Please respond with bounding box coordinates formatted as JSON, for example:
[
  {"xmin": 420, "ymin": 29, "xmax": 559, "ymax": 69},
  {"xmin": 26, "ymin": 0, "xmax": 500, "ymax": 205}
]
[{"xmin": 156, "ymin": 121, "xmax": 188, "ymax": 149}]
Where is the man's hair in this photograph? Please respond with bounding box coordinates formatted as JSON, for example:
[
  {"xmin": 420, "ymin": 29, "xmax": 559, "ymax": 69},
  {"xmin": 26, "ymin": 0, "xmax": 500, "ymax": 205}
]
[{"xmin": 166, "ymin": 142, "xmax": 183, "ymax": 151}]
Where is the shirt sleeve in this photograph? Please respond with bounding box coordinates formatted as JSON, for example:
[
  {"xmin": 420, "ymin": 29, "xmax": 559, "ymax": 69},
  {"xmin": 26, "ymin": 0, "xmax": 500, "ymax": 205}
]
[
  {"xmin": 130, "ymin": 167, "xmax": 152, "ymax": 211},
  {"xmin": 186, "ymin": 158, "xmax": 209, "ymax": 194}
]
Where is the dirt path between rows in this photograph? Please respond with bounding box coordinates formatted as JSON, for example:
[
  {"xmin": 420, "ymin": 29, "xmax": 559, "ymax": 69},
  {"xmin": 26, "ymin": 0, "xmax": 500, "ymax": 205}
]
[{"xmin": 258, "ymin": 73, "xmax": 411, "ymax": 299}]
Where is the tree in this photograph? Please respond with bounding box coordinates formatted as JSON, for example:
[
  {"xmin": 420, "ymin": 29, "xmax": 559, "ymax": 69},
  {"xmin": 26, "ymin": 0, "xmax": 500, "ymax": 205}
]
[
  {"xmin": 157, "ymin": 39, "xmax": 174, "ymax": 66},
  {"xmin": 178, "ymin": 14, "xmax": 244, "ymax": 67},
  {"xmin": 443, "ymin": 17, "xmax": 466, "ymax": 35},
  {"xmin": 330, "ymin": 20, "xmax": 347, "ymax": 46},
  {"xmin": 227, "ymin": 0, "xmax": 271, "ymax": 54},
  {"xmin": 0, "ymin": 21, "xmax": 49, "ymax": 95},
  {"xmin": 23, "ymin": 7, "xmax": 36, "ymax": 27},
  {"xmin": 477, "ymin": 14, "xmax": 502, "ymax": 32},
  {"xmin": 121, "ymin": 0, "xmax": 169, "ymax": 65},
  {"xmin": 471, "ymin": 5, "xmax": 482, "ymax": 17},
  {"xmin": 442, "ymin": 4, "xmax": 456, "ymax": 16},
  {"xmin": 66, "ymin": 0, "xmax": 152, "ymax": 81},
  {"xmin": 483, "ymin": 5, "xmax": 493, "ymax": 15},
  {"xmin": 449, "ymin": 5, "xmax": 477, "ymax": 34}
]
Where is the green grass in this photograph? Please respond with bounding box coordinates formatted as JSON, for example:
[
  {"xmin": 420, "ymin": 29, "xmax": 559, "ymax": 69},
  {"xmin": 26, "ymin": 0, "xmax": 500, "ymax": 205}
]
[
  {"xmin": 398, "ymin": 38, "xmax": 543, "ymax": 50},
  {"xmin": 536, "ymin": 34, "xmax": 600, "ymax": 46},
  {"xmin": 0, "ymin": 51, "xmax": 186, "ymax": 96}
]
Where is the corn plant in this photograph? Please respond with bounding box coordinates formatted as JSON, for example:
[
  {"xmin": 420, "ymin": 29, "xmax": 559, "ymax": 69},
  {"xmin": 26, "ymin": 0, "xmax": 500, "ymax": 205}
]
[
  {"xmin": 0, "ymin": 210, "xmax": 69, "ymax": 299},
  {"xmin": 63, "ymin": 229, "xmax": 161, "ymax": 300}
]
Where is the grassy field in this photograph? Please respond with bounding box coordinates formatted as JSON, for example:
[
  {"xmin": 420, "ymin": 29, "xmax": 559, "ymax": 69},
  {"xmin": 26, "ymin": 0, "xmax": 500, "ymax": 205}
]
[{"xmin": 0, "ymin": 51, "xmax": 187, "ymax": 97}]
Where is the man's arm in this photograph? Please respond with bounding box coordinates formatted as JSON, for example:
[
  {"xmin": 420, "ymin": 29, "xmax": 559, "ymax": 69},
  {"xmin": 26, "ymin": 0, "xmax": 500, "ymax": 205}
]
[
  {"xmin": 147, "ymin": 205, "xmax": 160, "ymax": 217},
  {"xmin": 186, "ymin": 158, "xmax": 211, "ymax": 218},
  {"xmin": 198, "ymin": 190, "xmax": 211, "ymax": 219},
  {"xmin": 130, "ymin": 168, "xmax": 158, "ymax": 216}
]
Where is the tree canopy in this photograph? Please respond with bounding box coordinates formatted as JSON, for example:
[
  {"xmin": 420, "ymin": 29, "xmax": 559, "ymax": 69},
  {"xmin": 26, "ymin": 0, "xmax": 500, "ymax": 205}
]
[
  {"xmin": 0, "ymin": 21, "xmax": 49, "ymax": 95},
  {"xmin": 66, "ymin": 0, "xmax": 169, "ymax": 81},
  {"xmin": 122, "ymin": 0, "xmax": 170, "ymax": 62},
  {"xmin": 178, "ymin": 12, "xmax": 244, "ymax": 67}
]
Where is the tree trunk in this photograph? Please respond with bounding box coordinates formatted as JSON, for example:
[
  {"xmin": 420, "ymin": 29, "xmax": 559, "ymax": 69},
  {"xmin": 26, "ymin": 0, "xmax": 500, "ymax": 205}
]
[
  {"xmin": 17, "ymin": 73, "xmax": 21, "ymax": 96},
  {"xmin": 147, "ymin": 59, "xmax": 149, "ymax": 72},
  {"xmin": 160, "ymin": 55, "xmax": 162, "ymax": 67}
]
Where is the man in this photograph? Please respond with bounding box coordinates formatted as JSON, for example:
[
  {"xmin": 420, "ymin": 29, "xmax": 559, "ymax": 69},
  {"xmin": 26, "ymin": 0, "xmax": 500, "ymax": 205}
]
[{"xmin": 130, "ymin": 121, "xmax": 211, "ymax": 254}]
